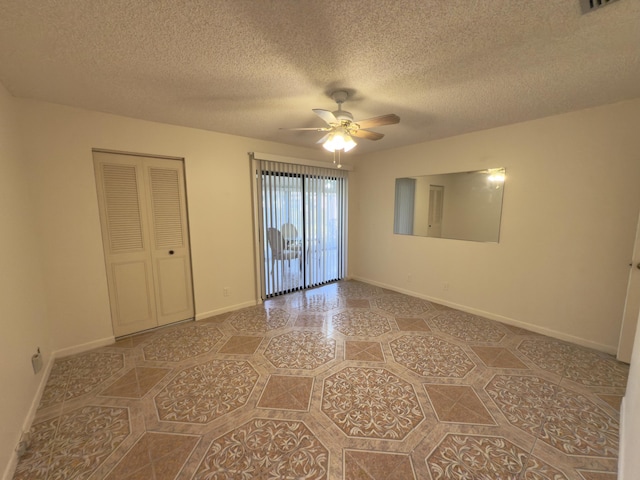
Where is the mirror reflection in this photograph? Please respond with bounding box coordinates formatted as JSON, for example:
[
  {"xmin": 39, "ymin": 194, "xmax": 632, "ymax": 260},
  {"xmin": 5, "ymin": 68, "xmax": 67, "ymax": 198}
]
[{"xmin": 394, "ymin": 168, "xmax": 505, "ymax": 242}]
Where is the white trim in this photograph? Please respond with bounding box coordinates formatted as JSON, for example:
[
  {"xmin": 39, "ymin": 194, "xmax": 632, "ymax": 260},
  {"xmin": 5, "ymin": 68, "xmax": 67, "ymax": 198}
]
[
  {"xmin": 2, "ymin": 355, "xmax": 55, "ymax": 480},
  {"xmin": 351, "ymin": 275, "xmax": 619, "ymax": 355},
  {"xmin": 92, "ymin": 147, "xmax": 184, "ymax": 161},
  {"xmin": 249, "ymin": 155, "xmax": 264, "ymax": 301},
  {"xmin": 52, "ymin": 336, "xmax": 115, "ymax": 359},
  {"xmin": 250, "ymin": 152, "xmax": 354, "ymax": 171},
  {"xmin": 195, "ymin": 300, "xmax": 258, "ymax": 321},
  {"xmin": 619, "ymin": 396, "xmax": 626, "ymax": 479}
]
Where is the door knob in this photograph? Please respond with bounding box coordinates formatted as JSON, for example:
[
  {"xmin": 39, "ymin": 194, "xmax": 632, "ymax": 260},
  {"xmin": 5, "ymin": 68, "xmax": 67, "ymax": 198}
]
[{"xmin": 169, "ymin": 250, "xmax": 175, "ymax": 255}]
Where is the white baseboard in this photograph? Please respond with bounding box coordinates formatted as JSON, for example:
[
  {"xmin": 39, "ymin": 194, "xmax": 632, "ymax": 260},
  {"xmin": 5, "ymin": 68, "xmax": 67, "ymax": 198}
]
[
  {"xmin": 195, "ymin": 299, "xmax": 259, "ymax": 321},
  {"xmin": 2, "ymin": 354, "xmax": 55, "ymax": 480},
  {"xmin": 52, "ymin": 336, "xmax": 115, "ymax": 359},
  {"xmin": 351, "ymin": 276, "xmax": 618, "ymax": 355}
]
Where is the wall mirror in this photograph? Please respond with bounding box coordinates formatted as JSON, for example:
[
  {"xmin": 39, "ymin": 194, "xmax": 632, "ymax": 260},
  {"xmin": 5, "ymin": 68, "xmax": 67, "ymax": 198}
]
[{"xmin": 394, "ymin": 168, "xmax": 506, "ymax": 242}]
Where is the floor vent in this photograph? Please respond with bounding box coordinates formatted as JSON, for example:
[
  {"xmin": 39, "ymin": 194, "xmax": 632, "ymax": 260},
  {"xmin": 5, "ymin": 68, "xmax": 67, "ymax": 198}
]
[{"xmin": 580, "ymin": 0, "xmax": 621, "ymax": 14}]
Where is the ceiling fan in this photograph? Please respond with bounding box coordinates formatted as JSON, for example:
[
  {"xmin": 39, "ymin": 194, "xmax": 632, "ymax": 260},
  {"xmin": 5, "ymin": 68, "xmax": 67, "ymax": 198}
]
[{"xmin": 283, "ymin": 90, "xmax": 400, "ymax": 153}]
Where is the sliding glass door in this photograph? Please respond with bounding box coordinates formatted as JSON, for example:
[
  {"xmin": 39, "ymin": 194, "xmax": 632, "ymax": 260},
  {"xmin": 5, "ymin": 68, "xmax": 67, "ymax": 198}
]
[{"xmin": 256, "ymin": 159, "xmax": 347, "ymax": 298}]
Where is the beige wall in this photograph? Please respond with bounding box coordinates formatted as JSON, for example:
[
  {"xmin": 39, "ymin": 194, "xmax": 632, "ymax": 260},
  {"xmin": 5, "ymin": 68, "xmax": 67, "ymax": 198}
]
[
  {"xmin": 15, "ymin": 99, "xmax": 329, "ymax": 355},
  {"xmin": 351, "ymin": 99, "xmax": 640, "ymax": 353},
  {"xmin": 0, "ymin": 86, "xmax": 51, "ymax": 477}
]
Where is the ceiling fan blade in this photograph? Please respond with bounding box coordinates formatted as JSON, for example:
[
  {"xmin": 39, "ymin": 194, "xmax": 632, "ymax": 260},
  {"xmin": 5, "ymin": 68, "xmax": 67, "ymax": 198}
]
[
  {"xmin": 313, "ymin": 109, "xmax": 338, "ymax": 125},
  {"xmin": 355, "ymin": 114, "xmax": 400, "ymax": 129},
  {"xmin": 316, "ymin": 133, "xmax": 331, "ymax": 144},
  {"xmin": 351, "ymin": 129, "xmax": 384, "ymax": 141},
  {"xmin": 280, "ymin": 127, "xmax": 330, "ymax": 131}
]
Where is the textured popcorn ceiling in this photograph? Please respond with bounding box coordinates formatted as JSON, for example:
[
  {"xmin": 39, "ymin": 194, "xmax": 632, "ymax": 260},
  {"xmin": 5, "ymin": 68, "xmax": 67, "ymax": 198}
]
[{"xmin": 0, "ymin": 0, "xmax": 639, "ymax": 154}]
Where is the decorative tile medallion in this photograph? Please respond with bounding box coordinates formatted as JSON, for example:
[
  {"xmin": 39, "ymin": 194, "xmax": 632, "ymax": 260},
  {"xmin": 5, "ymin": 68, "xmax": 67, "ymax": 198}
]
[
  {"xmin": 14, "ymin": 406, "xmax": 130, "ymax": 480},
  {"xmin": 143, "ymin": 324, "xmax": 222, "ymax": 362},
  {"xmin": 517, "ymin": 338, "xmax": 629, "ymax": 387},
  {"xmin": 427, "ymin": 434, "xmax": 568, "ymax": 480},
  {"xmin": 374, "ymin": 294, "xmax": 433, "ymax": 316},
  {"xmin": 390, "ymin": 335, "xmax": 475, "ymax": 378},
  {"xmin": 331, "ymin": 310, "xmax": 391, "ymax": 337},
  {"xmin": 429, "ymin": 310, "xmax": 505, "ymax": 343},
  {"xmin": 485, "ymin": 374, "xmax": 619, "ymax": 457},
  {"xmin": 264, "ymin": 331, "xmax": 336, "ymax": 369},
  {"xmin": 40, "ymin": 352, "xmax": 124, "ymax": 407},
  {"xmin": 155, "ymin": 360, "xmax": 258, "ymax": 423},
  {"xmin": 193, "ymin": 418, "xmax": 328, "ymax": 479},
  {"xmin": 229, "ymin": 306, "xmax": 291, "ymax": 332},
  {"xmin": 322, "ymin": 366, "xmax": 424, "ymax": 439}
]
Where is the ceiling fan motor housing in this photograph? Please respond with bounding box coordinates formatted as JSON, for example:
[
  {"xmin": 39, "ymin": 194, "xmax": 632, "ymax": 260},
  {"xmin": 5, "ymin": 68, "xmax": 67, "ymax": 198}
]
[
  {"xmin": 331, "ymin": 90, "xmax": 354, "ymax": 125},
  {"xmin": 333, "ymin": 110, "xmax": 353, "ymax": 124}
]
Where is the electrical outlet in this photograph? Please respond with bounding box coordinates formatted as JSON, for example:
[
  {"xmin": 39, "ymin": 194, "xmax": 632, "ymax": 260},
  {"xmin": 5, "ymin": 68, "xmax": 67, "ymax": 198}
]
[
  {"xmin": 31, "ymin": 347, "xmax": 42, "ymax": 374},
  {"xmin": 443, "ymin": 282, "xmax": 450, "ymax": 291},
  {"xmin": 223, "ymin": 287, "xmax": 230, "ymax": 297},
  {"xmin": 16, "ymin": 431, "xmax": 31, "ymax": 457}
]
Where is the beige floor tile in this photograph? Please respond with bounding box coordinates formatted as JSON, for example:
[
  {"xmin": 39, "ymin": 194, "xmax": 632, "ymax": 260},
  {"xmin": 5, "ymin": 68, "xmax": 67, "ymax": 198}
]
[
  {"xmin": 344, "ymin": 341, "xmax": 385, "ymax": 361},
  {"xmin": 105, "ymin": 432, "xmax": 199, "ymax": 480},
  {"xmin": 343, "ymin": 449, "xmax": 416, "ymax": 480},
  {"xmin": 257, "ymin": 374, "xmax": 314, "ymax": 411},
  {"xmin": 294, "ymin": 315, "xmax": 325, "ymax": 327},
  {"xmin": 424, "ymin": 384, "xmax": 496, "ymax": 425},
  {"xmin": 345, "ymin": 298, "xmax": 371, "ymax": 308},
  {"xmin": 395, "ymin": 317, "xmax": 431, "ymax": 331},
  {"xmin": 576, "ymin": 470, "xmax": 618, "ymax": 480},
  {"xmin": 217, "ymin": 335, "xmax": 263, "ymax": 354},
  {"xmin": 471, "ymin": 346, "xmax": 529, "ymax": 369},
  {"xmin": 597, "ymin": 393, "xmax": 623, "ymax": 412}
]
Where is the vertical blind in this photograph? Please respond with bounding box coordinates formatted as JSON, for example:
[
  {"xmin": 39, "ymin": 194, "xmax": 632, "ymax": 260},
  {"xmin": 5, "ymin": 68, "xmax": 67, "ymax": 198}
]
[{"xmin": 256, "ymin": 159, "xmax": 348, "ymax": 298}]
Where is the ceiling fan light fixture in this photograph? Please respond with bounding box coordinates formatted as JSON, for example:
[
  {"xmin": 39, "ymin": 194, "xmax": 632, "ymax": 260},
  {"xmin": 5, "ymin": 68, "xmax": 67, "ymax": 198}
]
[
  {"xmin": 322, "ymin": 128, "xmax": 357, "ymax": 152},
  {"xmin": 284, "ymin": 89, "xmax": 398, "ymax": 152},
  {"xmin": 343, "ymin": 135, "xmax": 357, "ymax": 152}
]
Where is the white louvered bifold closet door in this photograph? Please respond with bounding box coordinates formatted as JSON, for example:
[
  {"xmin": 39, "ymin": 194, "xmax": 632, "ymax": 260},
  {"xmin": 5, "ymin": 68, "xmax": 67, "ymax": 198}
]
[{"xmin": 94, "ymin": 152, "xmax": 194, "ymax": 337}]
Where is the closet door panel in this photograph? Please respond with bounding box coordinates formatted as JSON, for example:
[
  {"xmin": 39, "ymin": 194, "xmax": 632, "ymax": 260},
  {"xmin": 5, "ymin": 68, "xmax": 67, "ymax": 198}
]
[
  {"xmin": 156, "ymin": 256, "xmax": 192, "ymax": 317},
  {"xmin": 145, "ymin": 159, "xmax": 194, "ymax": 326},
  {"xmin": 110, "ymin": 260, "xmax": 156, "ymax": 328},
  {"xmin": 94, "ymin": 153, "xmax": 158, "ymax": 336}
]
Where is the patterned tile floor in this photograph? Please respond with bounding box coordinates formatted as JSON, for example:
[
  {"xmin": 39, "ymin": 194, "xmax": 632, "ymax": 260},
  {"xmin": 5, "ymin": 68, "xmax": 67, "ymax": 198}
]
[{"xmin": 14, "ymin": 280, "xmax": 629, "ymax": 479}]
